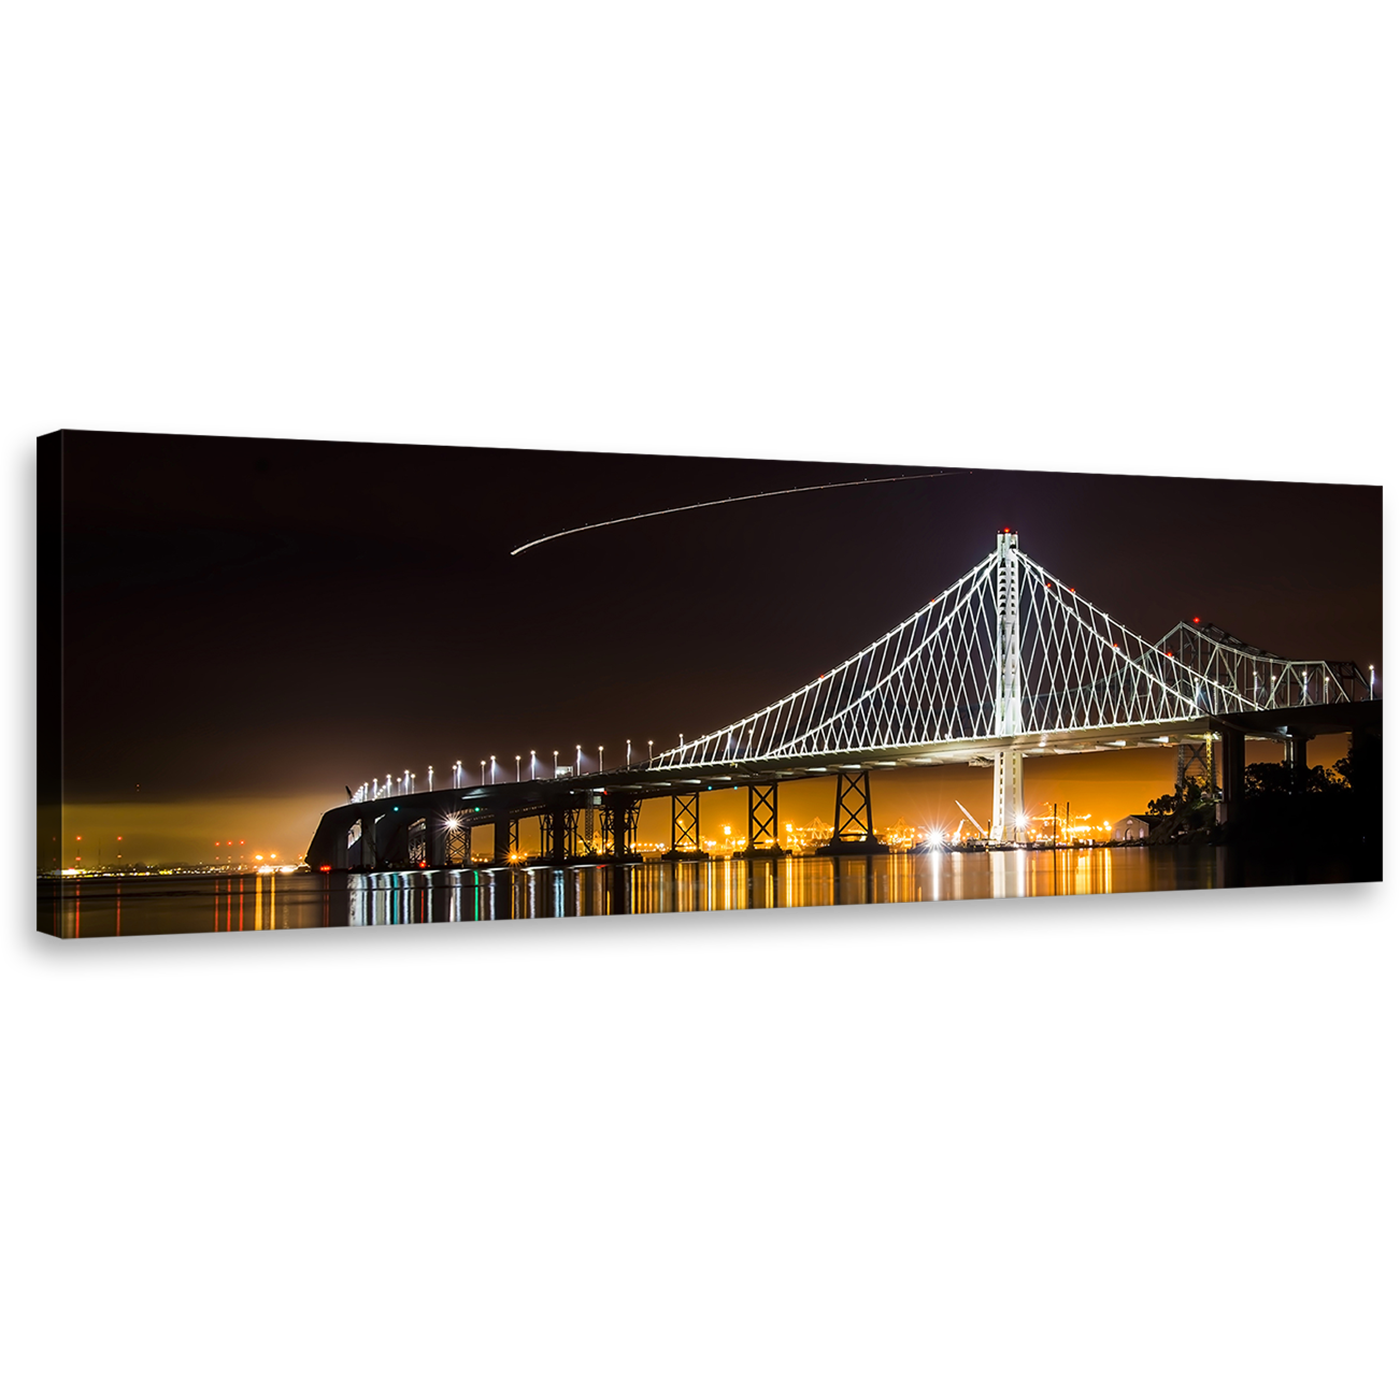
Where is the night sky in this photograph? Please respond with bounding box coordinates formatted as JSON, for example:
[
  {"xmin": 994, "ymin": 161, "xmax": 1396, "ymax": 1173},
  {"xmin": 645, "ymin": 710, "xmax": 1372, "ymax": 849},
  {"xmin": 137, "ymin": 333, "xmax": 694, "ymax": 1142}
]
[{"xmin": 50, "ymin": 430, "xmax": 1383, "ymax": 864}]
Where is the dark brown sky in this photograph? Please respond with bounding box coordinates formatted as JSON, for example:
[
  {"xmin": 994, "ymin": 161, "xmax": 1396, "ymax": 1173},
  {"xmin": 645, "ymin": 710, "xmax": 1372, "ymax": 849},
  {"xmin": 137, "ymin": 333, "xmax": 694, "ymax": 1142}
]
[{"xmin": 50, "ymin": 431, "xmax": 1382, "ymax": 863}]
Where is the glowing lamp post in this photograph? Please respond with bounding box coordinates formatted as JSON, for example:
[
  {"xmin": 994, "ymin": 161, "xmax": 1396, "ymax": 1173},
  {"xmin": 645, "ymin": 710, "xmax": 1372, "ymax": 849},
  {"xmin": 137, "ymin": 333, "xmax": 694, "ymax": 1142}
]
[
  {"xmin": 515, "ymin": 755, "xmax": 521, "ymax": 783},
  {"xmin": 530, "ymin": 750, "xmax": 537, "ymax": 780}
]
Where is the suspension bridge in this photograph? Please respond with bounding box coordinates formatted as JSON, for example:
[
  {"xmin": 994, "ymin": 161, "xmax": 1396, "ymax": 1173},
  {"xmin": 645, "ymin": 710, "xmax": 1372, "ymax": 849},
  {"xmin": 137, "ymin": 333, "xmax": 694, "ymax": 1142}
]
[{"xmin": 305, "ymin": 531, "xmax": 1377, "ymax": 871}]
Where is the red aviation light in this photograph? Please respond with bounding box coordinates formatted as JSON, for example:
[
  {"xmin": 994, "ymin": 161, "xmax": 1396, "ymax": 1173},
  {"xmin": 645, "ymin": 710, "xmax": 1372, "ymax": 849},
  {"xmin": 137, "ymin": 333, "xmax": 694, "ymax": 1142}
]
[
  {"xmin": 1193, "ymin": 616, "xmax": 1201, "ymax": 624},
  {"xmin": 319, "ymin": 865, "xmax": 331, "ymax": 872},
  {"xmin": 1166, "ymin": 649, "xmax": 1174, "ymax": 658}
]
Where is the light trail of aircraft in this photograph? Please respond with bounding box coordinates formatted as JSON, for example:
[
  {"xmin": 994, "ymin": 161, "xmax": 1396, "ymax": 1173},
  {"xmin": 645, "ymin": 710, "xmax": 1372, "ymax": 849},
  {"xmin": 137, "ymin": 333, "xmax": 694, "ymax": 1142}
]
[{"xmin": 510, "ymin": 469, "xmax": 967, "ymax": 555}]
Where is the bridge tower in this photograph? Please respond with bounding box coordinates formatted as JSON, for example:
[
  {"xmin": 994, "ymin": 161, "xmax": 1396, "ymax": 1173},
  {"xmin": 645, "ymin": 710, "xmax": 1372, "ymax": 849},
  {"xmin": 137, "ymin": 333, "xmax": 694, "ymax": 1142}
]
[{"xmin": 990, "ymin": 530, "xmax": 1025, "ymax": 844}]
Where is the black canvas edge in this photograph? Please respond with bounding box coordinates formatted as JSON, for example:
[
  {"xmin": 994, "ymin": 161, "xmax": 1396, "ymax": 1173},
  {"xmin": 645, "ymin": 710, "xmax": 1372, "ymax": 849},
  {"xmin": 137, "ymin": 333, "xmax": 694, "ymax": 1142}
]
[{"xmin": 37, "ymin": 430, "xmax": 64, "ymax": 933}]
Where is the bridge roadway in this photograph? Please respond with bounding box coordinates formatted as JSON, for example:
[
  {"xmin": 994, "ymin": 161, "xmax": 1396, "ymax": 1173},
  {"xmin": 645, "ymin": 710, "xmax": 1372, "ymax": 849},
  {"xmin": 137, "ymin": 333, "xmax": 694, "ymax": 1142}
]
[{"xmin": 304, "ymin": 698, "xmax": 1378, "ymax": 870}]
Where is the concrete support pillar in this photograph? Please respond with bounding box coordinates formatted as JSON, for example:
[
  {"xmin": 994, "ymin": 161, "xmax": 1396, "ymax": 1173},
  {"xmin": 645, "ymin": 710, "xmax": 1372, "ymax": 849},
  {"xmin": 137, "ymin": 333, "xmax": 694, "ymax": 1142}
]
[
  {"xmin": 426, "ymin": 811, "xmax": 448, "ymax": 868},
  {"xmin": 549, "ymin": 805, "xmax": 569, "ymax": 863},
  {"xmin": 605, "ymin": 797, "xmax": 638, "ymax": 860},
  {"xmin": 493, "ymin": 812, "xmax": 514, "ymax": 866},
  {"xmin": 1283, "ymin": 731, "xmax": 1311, "ymax": 794},
  {"xmin": 1215, "ymin": 727, "xmax": 1246, "ymax": 827}
]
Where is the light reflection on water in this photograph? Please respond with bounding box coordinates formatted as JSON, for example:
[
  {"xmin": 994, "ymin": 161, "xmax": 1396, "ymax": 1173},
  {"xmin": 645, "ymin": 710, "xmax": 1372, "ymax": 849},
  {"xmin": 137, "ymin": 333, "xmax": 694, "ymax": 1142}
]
[{"xmin": 38, "ymin": 847, "xmax": 1363, "ymax": 937}]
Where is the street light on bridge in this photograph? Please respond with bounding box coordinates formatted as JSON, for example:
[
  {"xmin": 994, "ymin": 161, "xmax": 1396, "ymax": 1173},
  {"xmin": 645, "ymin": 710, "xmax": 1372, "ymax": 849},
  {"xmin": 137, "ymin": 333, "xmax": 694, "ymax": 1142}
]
[
  {"xmin": 454, "ymin": 761, "xmax": 463, "ymax": 789},
  {"xmin": 530, "ymin": 750, "xmax": 537, "ymax": 780},
  {"xmin": 480, "ymin": 759, "xmax": 486, "ymax": 785},
  {"xmin": 428, "ymin": 765, "xmax": 433, "ymax": 792},
  {"xmin": 598, "ymin": 744, "xmax": 603, "ymax": 771},
  {"xmin": 516, "ymin": 755, "xmax": 521, "ymax": 783},
  {"xmin": 490, "ymin": 755, "xmax": 496, "ymax": 783},
  {"xmin": 648, "ymin": 740, "xmax": 653, "ymax": 764},
  {"xmin": 553, "ymin": 749, "xmax": 559, "ymax": 776},
  {"xmin": 576, "ymin": 743, "xmax": 583, "ymax": 772}
]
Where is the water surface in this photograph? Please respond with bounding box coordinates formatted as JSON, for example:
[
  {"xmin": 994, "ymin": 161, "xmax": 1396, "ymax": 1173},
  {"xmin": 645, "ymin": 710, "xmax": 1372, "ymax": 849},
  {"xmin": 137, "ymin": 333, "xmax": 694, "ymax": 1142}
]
[{"xmin": 38, "ymin": 847, "xmax": 1366, "ymax": 938}]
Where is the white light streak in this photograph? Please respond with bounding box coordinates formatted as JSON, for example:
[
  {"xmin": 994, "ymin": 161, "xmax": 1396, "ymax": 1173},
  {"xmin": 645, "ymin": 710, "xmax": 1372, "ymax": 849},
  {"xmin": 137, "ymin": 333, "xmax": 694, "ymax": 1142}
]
[{"xmin": 509, "ymin": 471, "xmax": 965, "ymax": 555}]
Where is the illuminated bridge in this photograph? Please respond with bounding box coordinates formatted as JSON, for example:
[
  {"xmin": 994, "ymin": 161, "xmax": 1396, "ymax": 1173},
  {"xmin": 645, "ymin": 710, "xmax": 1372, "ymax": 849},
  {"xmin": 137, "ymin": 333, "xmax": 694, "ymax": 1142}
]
[{"xmin": 306, "ymin": 532, "xmax": 1377, "ymax": 870}]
